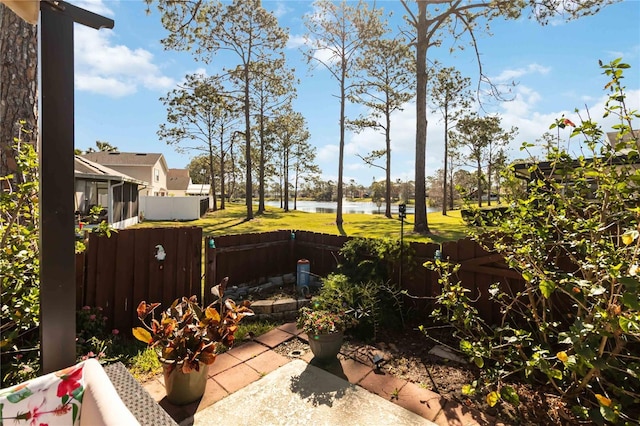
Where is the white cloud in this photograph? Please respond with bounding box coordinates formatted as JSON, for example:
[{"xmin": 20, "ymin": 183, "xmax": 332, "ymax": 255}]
[
  {"xmin": 75, "ymin": 75, "xmax": 135, "ymax": 97},
  {"xmin": 502, "ymin": 85, "xmax": 542, "ymax": 116},
  {"xmin": 69, "ymin": 0, "xmax": 114, "ymax": 17},
  {"xmin": 492, "ymin": 63, "xmax": 551, "ymax": 83},
  {"xmin": 287, "ymin": 34, "xmax": 307, "ymax": 49},
  {"xmin": 317, "ymin": 143, "xmax": 339, "ymax": 162},
  {"xmin": 271, "ymin": 1, "xmax": 292, "ymax": 18},
  {"xmin": 74, "ymin": 25, "xmax": 175, "ymax": 98}
]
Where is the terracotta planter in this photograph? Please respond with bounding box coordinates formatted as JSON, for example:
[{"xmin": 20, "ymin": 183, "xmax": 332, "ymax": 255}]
[
  {"xmin": 162, "ymin": 361, "xmax": 209, "ymax": 405},
  {"xmin": 308, "ymin": 331, "xmax": 344, "ymax": 361}
]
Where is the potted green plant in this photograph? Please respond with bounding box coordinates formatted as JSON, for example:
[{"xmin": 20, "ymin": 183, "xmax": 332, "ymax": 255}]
[
  {"xmin": 133, "ymin": 278, "xmax": 253, "ymax": 405},
  {"xmin": 296, "ymin": 303, "xmax": 356, "ymax": 361}
]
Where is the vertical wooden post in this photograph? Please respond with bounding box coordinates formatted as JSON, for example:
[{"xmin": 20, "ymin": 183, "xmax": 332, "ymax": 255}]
[
  {"xmin": 39, "ymin": 2, "xmax": 76, "ymax": 373},
  {"xmin": 39, "ymin": 0, "xmax": 113, "ymax": 373}
]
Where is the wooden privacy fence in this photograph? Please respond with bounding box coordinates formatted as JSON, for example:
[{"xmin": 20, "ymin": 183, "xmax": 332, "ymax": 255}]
[
  {"xmin": 203, "ymin": 230, "xmax": 350, "ymax": 305},
  {"xmin": 75, "ymin": 227, "xmax": 202, "ymax": 333},
  {"xmin": 204, "ymin": 232, "xmax": 525, "ymax": 324},
  {"xmin": 76, "ymin": 228, "xmax": 525, "ymax": 332}
]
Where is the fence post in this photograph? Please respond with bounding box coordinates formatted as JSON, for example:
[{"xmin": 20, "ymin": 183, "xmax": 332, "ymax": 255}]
[{"xmin": 205, "ymin": 236, "xmax": 217, "ymax": 305}]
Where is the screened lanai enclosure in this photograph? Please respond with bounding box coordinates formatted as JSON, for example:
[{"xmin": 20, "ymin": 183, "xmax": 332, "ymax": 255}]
[{"xmin": 74, "ymin": 156, "xmax": 146, "ymax": 229}]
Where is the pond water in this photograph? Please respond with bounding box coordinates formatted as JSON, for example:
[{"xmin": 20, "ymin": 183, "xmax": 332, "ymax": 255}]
[{"xmin": 265, "ymin": 200, "xmax": 437, "ymax": 215}]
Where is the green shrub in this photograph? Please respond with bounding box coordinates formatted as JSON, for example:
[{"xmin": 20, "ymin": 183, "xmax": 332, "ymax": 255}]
[
  {"xmin": 314, "ymin": 273, "xmax": 405, "ymax": 340},
  {"xmin": 426, "ymin": 59, "xmax": 640, "ymax": 424},
  {"xmin": 337, "ymin": 237, "xmax": 412, "ymax": 284},
  {"xmin": 460, "ymin": 206, "xmax": 509, "ymax": 226},
  {"xmin": 1, "ymin": 141, "xmax": 40, "ymax": 386},
  {"xmin": 76, "ymin": 305, "xmax": 121, "ymax": 363}
]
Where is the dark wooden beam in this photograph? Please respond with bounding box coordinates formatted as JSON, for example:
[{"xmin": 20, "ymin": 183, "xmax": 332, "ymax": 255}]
[
  {"xmin": 42, "ymin": 0, "xmax": 114, "ymax": 29},
  {"xmin": 39, "ymin": 0, "xmax": 113, "ymax": 374}
]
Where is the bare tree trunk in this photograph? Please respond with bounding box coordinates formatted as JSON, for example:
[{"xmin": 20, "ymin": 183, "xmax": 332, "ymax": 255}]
[
  {"xmin": 442, "ymin": 105, "xmax": 449, "ymax": 216},
  {"xmin": 243, "ymin": 67, "xmax": 253, "ymax": 220},
  {"xmin": 257, "ymin": 109, "xmax": 265, "ymax": 214},
  {"xmin": 385, "ymin": 108, "xmax": 392, "ymax": 218},
  {"xmin": 283, "ymin": 145, "xmax": 289, "ymax": 212},
  {"xmin": 219, "ymin": 133, "xmax": 225, "ymax": 210},
  {"xmin": 0, "ymin": 5, "xmax": 38, "ymax": 178},
  {"xmin": 413, "ymin": 0, "xmax": 429, "ymax": 234},
  {"xmin": 336, "ymin": 68, "xmax": 345, "ymax": 226},
  {"xmin": 208, "ymin": 142, "xmax": 217, "ymax": 211}
]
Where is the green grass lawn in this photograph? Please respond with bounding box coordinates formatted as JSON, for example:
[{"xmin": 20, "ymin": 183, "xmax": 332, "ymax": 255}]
[{"xmin": 135, "ymin": 202, "xmax": 470, "ymax": 243}]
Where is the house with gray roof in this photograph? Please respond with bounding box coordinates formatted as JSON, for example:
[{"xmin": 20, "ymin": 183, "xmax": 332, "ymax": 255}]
[
  {"xmin": 167, "ymin": 168, "xmax": 191, "ymax": 196},
  {"xmin": 80, "ymin": 152, "xmax": 169, "ymax": 196},
  {"xmin": 74, "ymin": 156, "xmax": 147, "ymax": 229}
]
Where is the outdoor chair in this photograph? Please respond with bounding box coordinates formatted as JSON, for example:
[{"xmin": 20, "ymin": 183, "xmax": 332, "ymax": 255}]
[{"xmin": 0, "ymin": 358, "xmax": 177, "ymax": 426}]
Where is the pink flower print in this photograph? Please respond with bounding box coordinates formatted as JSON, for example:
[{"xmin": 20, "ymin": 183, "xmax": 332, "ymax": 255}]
[
  {"xmin": 25, "ymin": 394, "xmax": 47, "ymax": 426},
  {"xmin": 56, "ymin": 364, "xmax": 83, "ymax": 398}
]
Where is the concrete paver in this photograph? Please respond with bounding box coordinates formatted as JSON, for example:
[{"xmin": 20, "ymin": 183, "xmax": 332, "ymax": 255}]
[
  {"xmin": 335, "ymin": 356, "xmax": 374, "ymax": 384},
  {"xmin": 358, "ymin": 368, "xmax": 409, "ymax": 400},
  {"xmin": 213, "ymin": 363, "xmax": 262, "ymax": 394},
  {"xmin": 245, "ymin": 349, "xmax": 289, "ymax": 375},
  {"xmin": 141, "ymin": 322, "xmax": 497, "ymax": 426},
  {"xmin": 395, "ymin": 381, "xmax": 448, "ymax": 422},
  {"xmin": 254, "ymin": 328, "xmax": 295, "ymax": 348},
  {"xmin": 225, "ymin": 340, "xmax": 268, "ymax": 361},
  {"xmin": 277, "ymin": 322, "xmax": 303, "ymax": 336},
  {"xmin": 207, "ymin": 351, "xmax": 242, "ymax": 376},
  {"xmin": 194, "ymin": 360, "xmax": 436, "ymax": 426}
]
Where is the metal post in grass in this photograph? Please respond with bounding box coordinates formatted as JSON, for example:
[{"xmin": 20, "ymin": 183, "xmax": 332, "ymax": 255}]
[{"xmin": 398, "ymin": 203, "xmax": 407, "ymax": 287}]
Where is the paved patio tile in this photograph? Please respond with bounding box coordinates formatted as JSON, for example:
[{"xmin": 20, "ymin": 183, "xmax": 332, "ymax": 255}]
[
  {"xmin": 433, "ymin": 401, "xmax": 495, "ymax": 426},
  {"xmin": 277, "ymin": 321, "xmax": 304, "ymax": 336},
  {"xmin": 158, "ymin": 399, "xmax": 190, "ymax": 424},
  {"xmin": 225, "ymin": 341, "xmax": 268, "ymax": 361},
  {"xmin": 336, "ymin": 356, "xmax": 374, "ymax": 384},
  {"xmin": 358, "ymin": 369, "xmax": 408, "ymax": 400},
  {"xmin": 208, "ymin": 351, "xmax": 242, "ymax": 376},
  {"xmin": 394, "ymin": 381, "xmax": 447, "ymax": 422},
  {"xmin": 245, "ymin": 350, "xmax": 290, "ymax": 375},
  {"xmin": 301, "ymin": 348, "xmax": 315, "ymax": 363},
  {"xmin": 213, "ymin": 363, "xmax": 262, "ymax": 394},
  {"xmin": 341, "ymin": 343, "xmax": 379, "ymax": 365},
  {"xmin": 184, "ymin": 378, "xmax": 229, "ymax": 412},
  {"xmin": 141, "ymin": 376, "xmax": 166, "ymax": 402},
  {"xmin": 254, "ymin": 328, "xmax": 295, "ymax": 348}
]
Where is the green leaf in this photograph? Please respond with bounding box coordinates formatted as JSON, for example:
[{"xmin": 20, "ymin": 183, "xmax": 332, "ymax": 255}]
[
  {"xmin": 73, "ymin": 403, "xmax": 79, "ymax": 424},
  {"xmin": 540, "ymin": 280, "xmax": 556, "ymax": 299},
  {"xmin": 619, "ymin": 277, "xmax": 640, "ymax": 288},
  {"xmin": 474, "ymin": 356, "xmax": 484, "ymax": 368},
  {"xmin": 6, "ymin": 387, "xmax": 32, "ymax": 403},
  {"xmin": 619, "ymin": 316, "xmax": 640, "ymax": 333},
  {"xmin": 622, "ymin": 292, "xmax": 640, "ymax": 310},
  {"xmin": 500, "ymin": 386, "xmax": 520, "ymax": 407},
  {"xmin": 459, "ymin": 340, "xmax": 473, "ymax": 355},
  {"xmin": 547, "ymin": 368, "xmax": 563, "ymax": 380}
]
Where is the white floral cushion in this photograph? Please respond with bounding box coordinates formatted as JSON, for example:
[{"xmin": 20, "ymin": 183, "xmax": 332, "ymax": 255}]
[{"xmin": 0, "ymin": 361, "xmax": 86, "ymax": 425}]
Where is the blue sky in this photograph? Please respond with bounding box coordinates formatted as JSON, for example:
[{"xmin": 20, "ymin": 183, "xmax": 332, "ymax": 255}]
[{"xmin": 71, "ymin": 0, "xmax": 640, "ymax": 187}]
